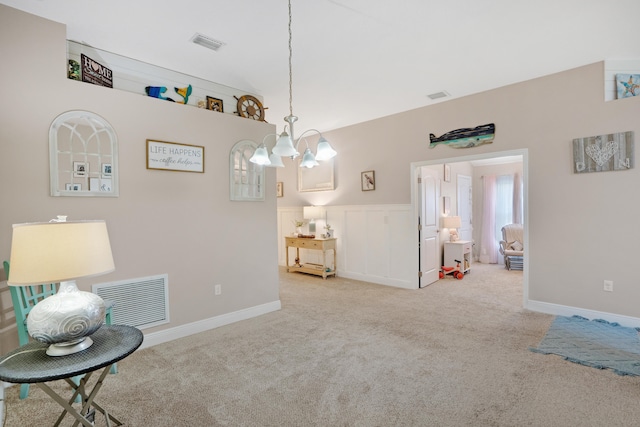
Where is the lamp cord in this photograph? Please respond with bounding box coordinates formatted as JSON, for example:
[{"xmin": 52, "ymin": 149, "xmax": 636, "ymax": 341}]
[
  {"xmin": 288, "ymin": 0, "xmax": 293, "ymax": 118},
  {"xmin": 0, "ymin": 348, "xmax": 44, "ymax": 365}
]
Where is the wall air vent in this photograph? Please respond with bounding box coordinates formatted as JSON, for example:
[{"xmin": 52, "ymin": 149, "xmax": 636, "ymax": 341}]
[
  {"xmin": 427, "ymin": 91, "xmax": 450, "ymax": 100},
  {"xmin": 191, "ymin": 32, "xmax": 225, "ymax": 52},
  {"xmin": 92, "ymin": 274, "xmax": 169, "ymax": 329}
]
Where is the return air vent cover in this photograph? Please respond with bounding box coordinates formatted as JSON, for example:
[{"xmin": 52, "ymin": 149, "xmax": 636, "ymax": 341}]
[
  {"xmin": 190, "ymin": 33, "xmax": 225, "ymax": 51},
  {"xmin": 92, "ymin": 274, "xmax": 169, "ymax": 329},
  {"xmin": 428, "ymin": 91, "xmax": 450, "ymax": 100}
]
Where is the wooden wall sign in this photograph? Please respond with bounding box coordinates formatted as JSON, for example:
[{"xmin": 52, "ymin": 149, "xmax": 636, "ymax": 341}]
[
  {"xmin": 81, "ymin": 54, "xmax": 113, "ymax": 88},
  {"xmin": 146, "ymin": 140, "xmax": 204, "ymax": 173},
  {"xmin": 572, "ymin": 131, "xmax": 634, "ymax": 174}
]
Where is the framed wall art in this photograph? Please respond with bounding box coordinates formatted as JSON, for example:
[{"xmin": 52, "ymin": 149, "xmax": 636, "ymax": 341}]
[
  {"xmin": 361, "ymin": 170, "xmax": 375, "ymax": 191},
  {"xmin": 444, "ymin": 164, "xmax": 451, "ymax": 182},
  {"xmin": 572, "ymin": 131, "xmax": 634, "ymax": 174},
  {"xmin": 230, "ymin": 140, "xmax": 265, "ymax": 201},
  {"xmin": 277, "ymin": 181, "xmax": 283, "ymax": 197},
  {"xmin": 206, "ymin": 96, "xmax": 224, "ymax": 112},
  {"xmin": 298, "ymin": 159, "xmax": 335, "ymax": 192},
  {"xmin": 616, "ymin": 74, "xmax": 640, "ymax": 99},
  {"xmin": 147, "ymin": 140, "xmax": 204, "ymax": 173},
  {"xmin": 49, "ymin": 110, "xmax": 119, "ymax": 197}
]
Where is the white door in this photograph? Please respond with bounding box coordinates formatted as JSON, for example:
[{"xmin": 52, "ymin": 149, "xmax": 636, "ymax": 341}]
[
  {"xmin": 419, "ymin": 167, "xmax": 440, "ymax": 287},
  {"xmin": 457, "ymin": 175, "xmax": 473, "ymax": 242}
]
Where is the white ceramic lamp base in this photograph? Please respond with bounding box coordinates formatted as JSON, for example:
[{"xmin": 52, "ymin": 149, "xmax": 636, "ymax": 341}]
[{"xmin": 26, "ymin": 280, "xmax": 106, "ymax": 357}]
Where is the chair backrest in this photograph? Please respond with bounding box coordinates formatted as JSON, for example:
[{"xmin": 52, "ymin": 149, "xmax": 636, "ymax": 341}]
[
  {"xmin": 501, "ymin": 224, "xmax": 524, "ymax": 246},
  {"xmin": 4, "ymin": 260, "xmax": 58, "ymax": 345}
]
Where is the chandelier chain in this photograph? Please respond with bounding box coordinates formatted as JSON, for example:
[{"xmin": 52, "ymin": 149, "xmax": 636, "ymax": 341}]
[{"xmin": 288, "ymin": 0, "xmax": 293, "ymax": 117}]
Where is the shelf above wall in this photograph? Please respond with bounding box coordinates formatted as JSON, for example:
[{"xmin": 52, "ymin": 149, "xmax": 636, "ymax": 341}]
[
  {"xmin": 604, "ymin": 59, "xmax": 640, "ymax": 102},
  {"xmin": 67, "ymin": 40, "xmax": 264, "ymax": 117}
]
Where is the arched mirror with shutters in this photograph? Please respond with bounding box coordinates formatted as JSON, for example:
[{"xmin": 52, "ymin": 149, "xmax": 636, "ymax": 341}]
[
  {"xmin": 49, "ymin": 110, "xmax": 119, "ymax": 197},
  {"xmin": 230, "ymin": 139, "xmax": 265, "ymax": 201}
]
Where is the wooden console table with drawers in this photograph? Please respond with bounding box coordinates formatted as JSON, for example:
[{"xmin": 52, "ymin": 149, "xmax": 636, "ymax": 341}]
[{"xmin": 285, "ymin": 237, "xmax": 336, "ymax": 279}]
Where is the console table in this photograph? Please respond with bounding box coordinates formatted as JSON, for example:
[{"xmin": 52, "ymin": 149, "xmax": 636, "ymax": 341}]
[
  {"xmin": 285, "ymin": 237, "xmax": 336, "ymax": 279},
  {"xmin": 0, "ymin": 324, "xmax": 143, "ymax": 427}
]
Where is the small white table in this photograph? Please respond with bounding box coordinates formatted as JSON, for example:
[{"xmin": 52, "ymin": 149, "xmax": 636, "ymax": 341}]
[{"xmin": 444, "ymin": 240, "xmax": 472, "ymax": 274}]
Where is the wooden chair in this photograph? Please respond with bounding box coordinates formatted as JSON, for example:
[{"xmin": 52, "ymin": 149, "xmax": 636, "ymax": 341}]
[{"xmin": 3, "ymin": 260, "xmax": 117, "ymax": 400}]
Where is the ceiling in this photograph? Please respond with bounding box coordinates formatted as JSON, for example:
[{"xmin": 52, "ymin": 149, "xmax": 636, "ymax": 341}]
[{"xmin": 3, "ymin": 0, "xmax": 639, "ymax": 135}]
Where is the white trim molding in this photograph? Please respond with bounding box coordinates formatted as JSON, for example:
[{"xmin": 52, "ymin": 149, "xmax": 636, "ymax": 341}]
[{"xmin": 139, "ymin": 300, "xmax": 281, "ymax": 350}]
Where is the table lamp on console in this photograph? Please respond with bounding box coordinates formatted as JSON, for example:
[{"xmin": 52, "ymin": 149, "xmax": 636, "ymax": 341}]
[
  {"xmin": 303, "ymin": 206, "xmax": 324, "ymax": 234},
  {"xmin": 7, "ymin": 216, "xmax": 114, "ymax": 356},
  {"xmin": 442, "ymin": 216, "xmax": 462, "ymax": 242}
]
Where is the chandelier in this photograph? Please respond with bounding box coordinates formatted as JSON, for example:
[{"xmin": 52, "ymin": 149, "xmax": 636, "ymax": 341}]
[{"xmin": 249, "ymin": 0, "xmax": 337, "ymax": 169}]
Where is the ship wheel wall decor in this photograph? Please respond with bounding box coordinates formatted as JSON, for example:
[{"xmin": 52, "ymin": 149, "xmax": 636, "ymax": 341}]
[{"xmin": 235, "ymin": 95, "xmax": 267, "ymax": 121}]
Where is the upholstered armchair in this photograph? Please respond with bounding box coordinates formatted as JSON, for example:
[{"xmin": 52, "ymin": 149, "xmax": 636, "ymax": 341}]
[{"xmin": 499, "ymin": 224, "xmax": 524, "ymax": 270}]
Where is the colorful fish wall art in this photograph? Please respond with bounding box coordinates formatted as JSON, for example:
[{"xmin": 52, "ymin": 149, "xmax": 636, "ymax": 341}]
[
  {"xmin": 429, "ymin": 123, "xmax": 495, "ymax": 149},
  {"xmin": 145, "ymin": 84, "xmax": 193, "ymax": 104}
]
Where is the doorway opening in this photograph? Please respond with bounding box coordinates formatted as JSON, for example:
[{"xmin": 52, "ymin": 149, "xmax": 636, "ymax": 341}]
[{"xmin": 412, "ymin": 149, "xmax": 528, "ymax": 307}]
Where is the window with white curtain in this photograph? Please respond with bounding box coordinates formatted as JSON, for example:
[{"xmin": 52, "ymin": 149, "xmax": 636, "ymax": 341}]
[
  {"xmin": 494, "ymin": 175, "xmax": 515, "ymax": 244},
  {"xmin": 479, "ymin": 173, "xmax": 523, "ymax": 264}
]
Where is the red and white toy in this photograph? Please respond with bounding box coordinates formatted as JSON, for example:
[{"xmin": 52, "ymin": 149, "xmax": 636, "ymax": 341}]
[{"xmin": 439, "ymin": 259, "xmax": 464, "ymax": 280}]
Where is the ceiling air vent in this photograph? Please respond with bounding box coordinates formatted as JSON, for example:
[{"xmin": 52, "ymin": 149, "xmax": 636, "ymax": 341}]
[
  {"xmin": 427, "ymin": 91, "xmax": 450, "ymax": 100},
  {"xmin": 190, "ymin": 33, "xmax": 225, "ymax": 52}
]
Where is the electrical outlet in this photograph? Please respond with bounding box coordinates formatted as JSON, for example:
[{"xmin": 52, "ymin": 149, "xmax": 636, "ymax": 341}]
[
  {"xmin": 603, "ymin": 280, "xmax": 613, "ymax": 292},
  {"xmin": 215, "ymin": 284, "xmax": 222, "ymax": 295}
]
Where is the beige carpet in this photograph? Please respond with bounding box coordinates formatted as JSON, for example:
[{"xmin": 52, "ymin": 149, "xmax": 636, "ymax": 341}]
[{"xmin": 4, "ymin": 263, "xmax": 640, "ymax": 426}]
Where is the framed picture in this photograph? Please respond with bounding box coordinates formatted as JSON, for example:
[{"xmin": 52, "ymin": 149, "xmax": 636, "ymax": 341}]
[
  {"xmin": 444, "ymin": 164, "xmax": 451, "ymax": 182},
  {"xmin": 361, "ymin": 170, "xmax": 375, "ymax": 191},
  {"xmin": 146, "ymin": 140, "xmax": 205, "ymax": 173},
  {"xmin": 65, "ymin": 183, "xmax": 81, "ymax": 191},
  {"xmin": 616, "ymin": 74, "xmax": 640, "ymax": 99},
  {"xmin": 73, "ymin": 161, "xmax": 88, "ymax": 177},
  {"xmin": 298, "ymin": 159, "xmax": 335, "ymax": 192},
  {"xmin": 206, "ymin": 96, "xmax": 224, "ymax": 112},
  {"xmin": 443, "ymin": 196, "xmax": 450, "ymax": 215},
  {"xmin": 276, "ymin": 181, "xmax": 283, "ymax": 197},
  {"xmin": 101, "ymin": 163, "xmax": 112, "ymax": 177},
  {"xmin": 90, "ymin": 178, "xmax": 112, "ymax": 192}
]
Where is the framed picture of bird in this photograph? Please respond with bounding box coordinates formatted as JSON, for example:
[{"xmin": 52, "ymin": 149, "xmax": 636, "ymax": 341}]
[{"xmin": 361, "ymin": 170, "xmax": 375, "ymax": 191}]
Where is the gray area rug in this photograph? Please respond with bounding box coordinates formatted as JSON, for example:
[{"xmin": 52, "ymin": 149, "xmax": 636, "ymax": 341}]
[{"xmin": 531, "ymin": 315, "xmax": 640, "ymax": 376}]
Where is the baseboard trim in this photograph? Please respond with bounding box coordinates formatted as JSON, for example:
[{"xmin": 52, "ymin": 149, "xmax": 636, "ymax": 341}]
[
  {"xmin": 526, "ymin": 299, "xmax": 640, "ymax": 328},
  {"xmin": 337, "ymin": 271, "xmax": 415, "ymax": 290},
  {"xmin": 139, "ymin": 300, "xmax": 282, "ymax": 350}
]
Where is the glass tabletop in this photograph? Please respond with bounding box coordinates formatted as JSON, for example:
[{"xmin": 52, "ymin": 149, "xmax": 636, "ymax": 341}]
[{"xmin": 0, "ymin": 325, "xmax": 143, "ymax": 383}]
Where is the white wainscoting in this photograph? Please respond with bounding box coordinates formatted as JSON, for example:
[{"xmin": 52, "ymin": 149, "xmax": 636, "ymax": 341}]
[{"xmin": 277, "ymin": 205, "xmax": 417, "ymax": 289}]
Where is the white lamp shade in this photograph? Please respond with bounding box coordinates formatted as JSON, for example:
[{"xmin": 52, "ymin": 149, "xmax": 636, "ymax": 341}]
[
  {"xmin": 249, "ymin": 145, "xmax": 271, "ymax": 165},
  {"xmin": 442, "ymin": 216, "xmax": 462, "ymax": 229},
  {"xmin": 272, "ymin": 131, "xmax": 298, "ymax": 157},
  {"xmin": 8, "ymin": 220, "xmax": 115, "ymax": 285},
  {"xmin": 303, "ymin": 206, "xmax": 324, "ymax": 220},
  {"xmin": 267, "ymin": 152, "xmax": 285, "ymax": 168},
  {"xmin": 299, "ymin": 148, "xmax": 319, "ymax": 168},
  {"xmin": 314, "ymin": 137, "xmax": 337, "ymax": 161}
]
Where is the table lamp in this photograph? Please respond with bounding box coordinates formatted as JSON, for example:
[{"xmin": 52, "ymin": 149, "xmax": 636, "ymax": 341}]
[
  {"xmin": 303, "ymin": 206, "xmax": 324, "ymax": 234},
  {"xmin": 8, "ymin": 216, "xmax": 115, "ymax": 356},
  {"xmin": 442, "ymin": 216, "xmax": 462, "ymax": 242}
]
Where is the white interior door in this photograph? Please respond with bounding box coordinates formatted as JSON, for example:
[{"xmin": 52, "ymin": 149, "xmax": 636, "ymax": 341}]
[
  {"xmin": 419, "ymin": 167, "xmax": 440, "ymax": 287},
  {"xmin": 457, "ymin": 174, "xmax": 472, "ymax": 242}
]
